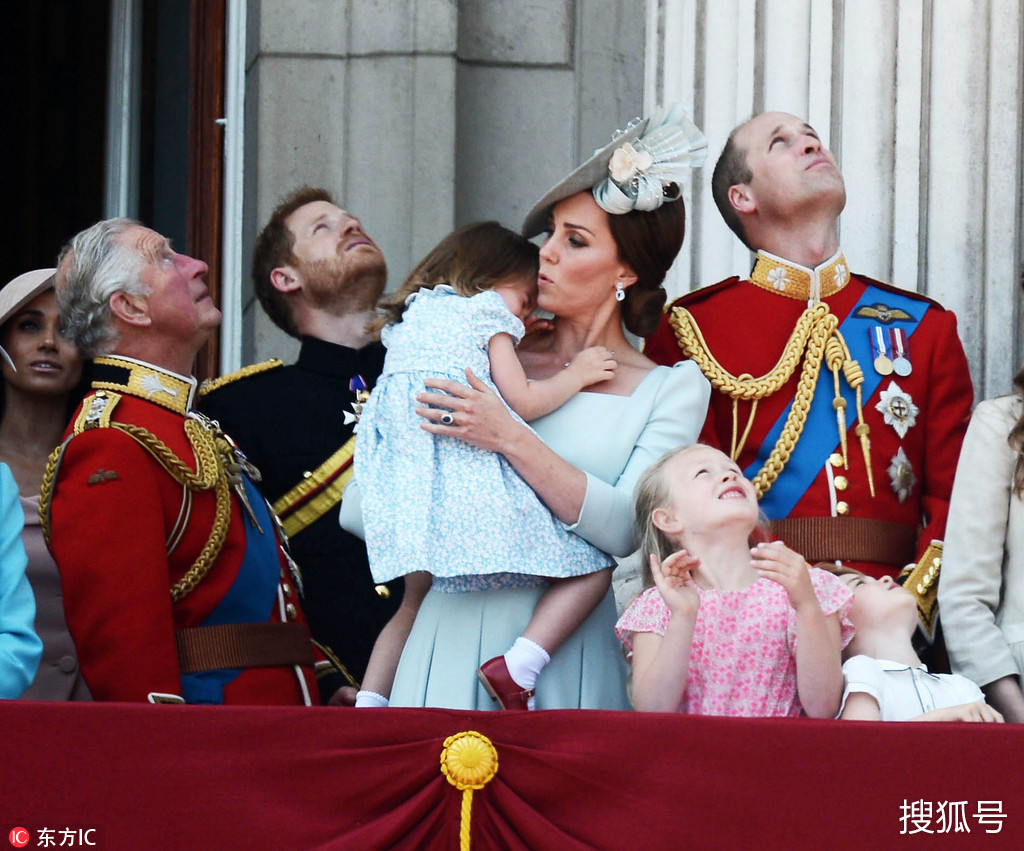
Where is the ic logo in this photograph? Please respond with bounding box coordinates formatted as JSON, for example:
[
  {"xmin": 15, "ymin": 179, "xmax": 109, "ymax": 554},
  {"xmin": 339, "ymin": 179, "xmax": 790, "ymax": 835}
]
[{"xmin": 8, "ymin": 827, "xmax": 30, "ymax": 848}]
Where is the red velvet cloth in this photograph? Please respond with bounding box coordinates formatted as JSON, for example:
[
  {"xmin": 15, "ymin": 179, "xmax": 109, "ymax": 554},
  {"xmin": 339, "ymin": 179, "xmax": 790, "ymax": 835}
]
[{"xmin": 2, "ymin": 703, "xmax": 1021, "ymax": 849}]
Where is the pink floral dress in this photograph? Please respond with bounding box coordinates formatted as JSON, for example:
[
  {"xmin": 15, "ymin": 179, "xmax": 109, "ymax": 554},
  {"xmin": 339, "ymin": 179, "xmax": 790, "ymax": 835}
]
[{"xmin": 615, "ymin": 569, "xmax": 854, "ymax": 716}]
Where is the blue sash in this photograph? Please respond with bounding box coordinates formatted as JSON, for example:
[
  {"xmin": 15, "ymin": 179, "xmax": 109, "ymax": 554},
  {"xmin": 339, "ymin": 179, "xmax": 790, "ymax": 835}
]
[
  {"xmin": 181, "ymin": 477, "xmax": 283, "ymax": 704},
  {"xmin": 746, "ymin": 285, "xmax": 925, "ymax": 519}
]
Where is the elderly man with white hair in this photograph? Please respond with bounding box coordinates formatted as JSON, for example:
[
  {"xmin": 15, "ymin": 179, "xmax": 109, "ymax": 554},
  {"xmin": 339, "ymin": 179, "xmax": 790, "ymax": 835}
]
[{"xmin": 42, "ymin": 218, "xmax": 321, "ymax": 705}]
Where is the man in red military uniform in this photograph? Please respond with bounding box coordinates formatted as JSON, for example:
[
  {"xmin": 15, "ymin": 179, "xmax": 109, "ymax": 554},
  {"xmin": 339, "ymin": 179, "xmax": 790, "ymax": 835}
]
[
  {"xmin": 42, "ymin": 219, "xmax": 320, "ymax": 705},
  {"xmin": 646, "ymin": 112, "xmax": 973, "ymax": 604}
]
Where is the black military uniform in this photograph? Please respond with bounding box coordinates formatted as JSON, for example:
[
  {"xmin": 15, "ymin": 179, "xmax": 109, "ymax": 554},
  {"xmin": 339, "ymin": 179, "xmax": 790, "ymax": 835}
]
[{"xmin": 199, "ymin": 336, "xmax": 400, "ymax": 701}]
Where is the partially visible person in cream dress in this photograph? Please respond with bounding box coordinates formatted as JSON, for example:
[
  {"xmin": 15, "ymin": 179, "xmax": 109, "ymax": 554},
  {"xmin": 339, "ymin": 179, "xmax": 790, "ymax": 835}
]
[
  {"xmin": 940, "ymin": 371, "xmax": 1024, "ymax": 722},
  {"xmin": 0, "ymin": 269, "xmax": 90, "ymax": 700}
]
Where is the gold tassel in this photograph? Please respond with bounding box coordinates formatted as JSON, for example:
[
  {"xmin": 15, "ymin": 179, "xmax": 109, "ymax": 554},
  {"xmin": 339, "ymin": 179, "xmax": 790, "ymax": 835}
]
[
  {"xmin": 838, "ymin": 338, "xmax": 876, "ymax": 498},
  {"xmin": 824, "ymin": 337, "xmax": 848, "ymax": 467}
]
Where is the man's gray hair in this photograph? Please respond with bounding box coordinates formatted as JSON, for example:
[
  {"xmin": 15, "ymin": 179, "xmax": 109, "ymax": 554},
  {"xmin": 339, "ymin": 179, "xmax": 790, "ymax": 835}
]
[{"xmin": 56, "ymin": 218, "xmax": 150, "ymax": 358}]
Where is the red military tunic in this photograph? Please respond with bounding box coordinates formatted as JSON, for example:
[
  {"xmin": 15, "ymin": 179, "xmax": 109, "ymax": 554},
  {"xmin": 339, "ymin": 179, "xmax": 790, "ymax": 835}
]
[
  {"xmin": 42, "ymin": 356, "xmax": 320, "ymax": 704},
  {"xmin": 645, "ymin": 250, "xmax": 974, "ymax": 579}
]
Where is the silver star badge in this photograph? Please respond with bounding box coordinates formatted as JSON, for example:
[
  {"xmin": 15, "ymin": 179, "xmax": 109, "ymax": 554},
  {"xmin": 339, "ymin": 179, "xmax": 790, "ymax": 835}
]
[
  {"xmin": 875, "ymin": 381, "xmax": 918, "ymax": 439},
  {"xmin": 344, "ymin": 389, "xmax": 371, "ymax": 426},
  {"xmin": 887, "ymin": 447, "xmax": 916, "ymax": 503}
]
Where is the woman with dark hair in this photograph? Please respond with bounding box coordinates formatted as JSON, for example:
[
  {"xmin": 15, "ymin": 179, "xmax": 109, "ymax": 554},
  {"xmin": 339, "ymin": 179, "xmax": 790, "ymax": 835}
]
[
  {"xmin": 0, "ymin": 269, "xmax": 89, "ymax": 700},
  {"xmin": 940, "ymin": 368, "xmax": 1024, "ymax": 722},
  {"xmin": 352, "ymin": 105, "xmax": 712, "ymax": 710}
]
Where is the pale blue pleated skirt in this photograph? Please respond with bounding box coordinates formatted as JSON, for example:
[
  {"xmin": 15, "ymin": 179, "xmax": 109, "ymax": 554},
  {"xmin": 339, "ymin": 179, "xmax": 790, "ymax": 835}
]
[{"xmin": 390, "ymin": 586, "xmax": 630, "ymax": 710}]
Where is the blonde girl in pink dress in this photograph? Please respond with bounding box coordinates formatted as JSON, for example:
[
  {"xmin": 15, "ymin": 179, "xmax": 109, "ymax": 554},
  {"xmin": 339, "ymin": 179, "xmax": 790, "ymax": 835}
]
[{"xmin": 615, "ymin": 444, "xmax": 854, "ymax": 716}]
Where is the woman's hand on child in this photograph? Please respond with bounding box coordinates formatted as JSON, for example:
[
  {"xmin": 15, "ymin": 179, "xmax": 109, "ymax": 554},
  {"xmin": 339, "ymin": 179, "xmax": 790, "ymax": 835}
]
[
  {"xmin": 567, "ymin": 346, "xmax": 617, "ymax": 388},
  {"xmin": 417, "ymin": 368, "xmax": 518, "ymax": 452},
  {"xmin": 650, "ymin": 551, "xmax": 700, "ymax": 619},
  {"xmin": 751, "ymin": 541, "xmax": 817, "ymax": 611}
]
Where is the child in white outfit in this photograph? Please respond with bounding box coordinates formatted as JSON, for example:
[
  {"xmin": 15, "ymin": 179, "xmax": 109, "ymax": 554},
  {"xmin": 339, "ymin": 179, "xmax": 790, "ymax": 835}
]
[{"xmin": 833, "ymin": 568, "xmax": 1004, "ymax": 722}]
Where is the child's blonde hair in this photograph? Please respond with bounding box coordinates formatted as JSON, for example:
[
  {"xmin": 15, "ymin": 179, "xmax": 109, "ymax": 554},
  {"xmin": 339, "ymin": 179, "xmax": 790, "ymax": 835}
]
[
  {"xmin": 373, "ymin": 221, "xmax": 539, "ymax": 331},
  {"xmin": 633, "ymin": 444, "xmax": 772, "ymax": 587},
  {"xmin": 633, "ymin": 446, "xmax": 689, "ymax": 586}
]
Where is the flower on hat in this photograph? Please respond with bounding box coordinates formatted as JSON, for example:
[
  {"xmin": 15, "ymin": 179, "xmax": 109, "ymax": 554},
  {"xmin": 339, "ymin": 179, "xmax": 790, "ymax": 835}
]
[
  {"xmin": 608, "ymin": 142, "xmax": 654, "ymax": 185},
  {"xmin": 592, "ymin": 103, "xmax": 708, "ymax": 216}
]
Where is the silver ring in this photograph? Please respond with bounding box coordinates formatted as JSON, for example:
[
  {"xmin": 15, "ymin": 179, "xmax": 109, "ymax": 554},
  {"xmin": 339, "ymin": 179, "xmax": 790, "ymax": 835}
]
[{"xmin": 440, "ymin": 411, "xmax": 455, "ymax": 426}]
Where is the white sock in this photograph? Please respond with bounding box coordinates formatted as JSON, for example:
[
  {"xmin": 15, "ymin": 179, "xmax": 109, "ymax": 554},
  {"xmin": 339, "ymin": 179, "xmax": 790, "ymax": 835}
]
[
  {"xmin": 503, "ymin": 637, "xmax": 550, "ymax": 692},
  {"xmin": 354, "ymin": 689, "xmax": 389, "ymax": 708}
]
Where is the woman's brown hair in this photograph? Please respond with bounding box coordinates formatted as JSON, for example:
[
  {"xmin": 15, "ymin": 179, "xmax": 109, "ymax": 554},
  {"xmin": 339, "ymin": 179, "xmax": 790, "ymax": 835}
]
[{"xmin": 607, "ymin": 188, "xmax": 686, "ymax": 338}]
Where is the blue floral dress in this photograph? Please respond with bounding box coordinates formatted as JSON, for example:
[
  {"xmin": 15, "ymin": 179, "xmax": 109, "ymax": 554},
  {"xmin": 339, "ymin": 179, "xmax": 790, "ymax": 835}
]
[{"xmin": 355, "ymin": 285, "xmax": 611, "ymax": 586}]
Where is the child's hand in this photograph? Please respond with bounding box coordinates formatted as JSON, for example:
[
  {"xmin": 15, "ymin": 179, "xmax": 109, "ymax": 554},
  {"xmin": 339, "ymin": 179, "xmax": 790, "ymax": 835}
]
[
  {"xmin": 751, "ymin": 541, "xmax": 817, "ymax": 611},
  {"xmin": 650, "ymin": 551, "xmax": 701, "ymax": 620},
  {"xmin": 914, "ymin": 701, "xmax": 1005, "ymax": 723},
  {"xmin": 567, "ymin": 346, "xmax": 616, "ymax": 387},
  {"xmin": 522, "ymin": 314, "xmax": 555, "ymax": 337}
]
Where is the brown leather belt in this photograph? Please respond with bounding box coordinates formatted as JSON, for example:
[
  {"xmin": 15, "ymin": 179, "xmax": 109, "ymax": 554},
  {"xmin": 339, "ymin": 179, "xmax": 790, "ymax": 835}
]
[
  {"xmin": 175, "ymin": 623, "xmax": 314, "ymax": 674},
  {"xmin": 770, "ymin": 517, "xmax": 917, "ymax": 567}
]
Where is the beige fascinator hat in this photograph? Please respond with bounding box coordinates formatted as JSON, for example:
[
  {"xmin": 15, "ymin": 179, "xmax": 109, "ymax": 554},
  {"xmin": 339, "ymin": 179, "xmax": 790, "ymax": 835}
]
[
  {"xmin": 522, "ymin": 103, "xmax": 708, "ymax": 238},
  {"xmin": 0, "ymin": 268, "xmax": 58, "ymax": 371}
]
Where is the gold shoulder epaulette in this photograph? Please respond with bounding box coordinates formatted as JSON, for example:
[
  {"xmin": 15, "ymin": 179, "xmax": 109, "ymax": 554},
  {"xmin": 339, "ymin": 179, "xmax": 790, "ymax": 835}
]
[
  {"xmin": 898, "ymin": 540, "xmax": 942, "ymax": 642},
  {"xmin": 199, "ymin": 359, "xmax": 283, "ymax": 397},
  {"xmin": 72, "ymin": 391, "xmax": 123, "ymax": 434}
]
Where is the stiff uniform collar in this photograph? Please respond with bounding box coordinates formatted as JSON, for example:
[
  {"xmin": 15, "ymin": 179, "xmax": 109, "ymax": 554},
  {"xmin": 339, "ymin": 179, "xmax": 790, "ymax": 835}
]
[
  {"xmin": 91, "ymin": 355, "xmax": 197, "ymax": 415},
  {"xmin": 295, "ymin": 335, "xmax": 383, "ymax": 378},
  {"xmin": 750, "ymin": 249, "xmax": 850, "ymax": 305}
]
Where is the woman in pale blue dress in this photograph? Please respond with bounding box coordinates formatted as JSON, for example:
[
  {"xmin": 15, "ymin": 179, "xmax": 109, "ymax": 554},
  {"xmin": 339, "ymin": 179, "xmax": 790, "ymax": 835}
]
[{"xmin": 353, "ymin": 104, "xmax": 711, "ymax": 710}]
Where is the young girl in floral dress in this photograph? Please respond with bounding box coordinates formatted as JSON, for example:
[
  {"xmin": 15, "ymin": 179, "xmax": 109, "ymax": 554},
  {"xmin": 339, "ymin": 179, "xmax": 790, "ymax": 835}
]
[{"xmin": 616, "ymin": 444, "xmax": 854, "ymax": 716}]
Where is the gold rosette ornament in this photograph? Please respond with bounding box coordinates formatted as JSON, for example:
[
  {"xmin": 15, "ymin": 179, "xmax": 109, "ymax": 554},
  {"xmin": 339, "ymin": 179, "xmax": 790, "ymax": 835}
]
[{"xmin": 440, "ymin": 731, "xmax": 499, "ymax": 850}]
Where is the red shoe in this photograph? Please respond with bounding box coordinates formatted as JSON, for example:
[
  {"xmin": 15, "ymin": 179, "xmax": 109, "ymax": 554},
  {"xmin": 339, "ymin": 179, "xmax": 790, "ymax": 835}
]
[{"xmin": 477, "ymin": 656, "xmax": 534, "ymax": 710}]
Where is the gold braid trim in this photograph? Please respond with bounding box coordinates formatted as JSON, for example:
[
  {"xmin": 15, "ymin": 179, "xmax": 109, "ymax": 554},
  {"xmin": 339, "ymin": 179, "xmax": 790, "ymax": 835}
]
[
  {"xmin": 198, "ymin": 359, "xmax": 283, "ymax": 397},
  {"xmin": 670, "ymin": 303, "xmax": 852, "ymax": 498},
  {"xmin": 169, "ymin": 471, "xmax": 231, "ymax": 603},
  {"xmin": 670, "ymin": 303, "xmax": 830, "ymax": 401},
  {"xmin": 39, "ymin": 441, "xmax": 64, "ymax": 546},
  {"xmin": 38, "ymin": 415, "xmax": 235, "ymax": 604},
  {"xmin": 114, "ymin": 419, "xmax": 221, "ymax": 489},
  {"xmin": 113, "ymin": 420, "xmax": 233, "ymax": 603}
]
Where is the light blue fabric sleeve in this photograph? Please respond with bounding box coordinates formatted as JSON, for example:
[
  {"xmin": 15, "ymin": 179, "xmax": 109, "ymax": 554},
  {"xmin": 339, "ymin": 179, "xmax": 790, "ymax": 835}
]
[
  {"xmin": 471, "ymin": 290, "xmax": 525, "ymax": 346},
  {"xmin": 338, "ymin": 478, "xmax": 365, "ymax": 541},
  {"xmin": 0, "ymin": 463, "xmax": 41, "ymax": 698},
  {"xmin": 570, "ymin": 361, "xmax": 711, "ymax": 557}
]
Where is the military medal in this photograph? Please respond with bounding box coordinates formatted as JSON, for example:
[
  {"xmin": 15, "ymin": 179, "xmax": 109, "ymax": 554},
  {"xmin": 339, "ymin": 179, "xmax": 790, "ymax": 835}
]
[
  {"xmin": 344, "ymin": 375, "xmax": 370, "ymax": 426},
  {"xmin": 875, "ymin": 381, "xmax": 919, "ymax": 438},
  {"xmin": 870, "ymin": 326, "xmax": 894, "ymax": 375},
  {"xmin": 887, "ymin": 447, "xmax": 917, "ymax": 503},
  {"xmin": 891, "ymin": 328, "xmax": 912, "ymax": 376}
]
